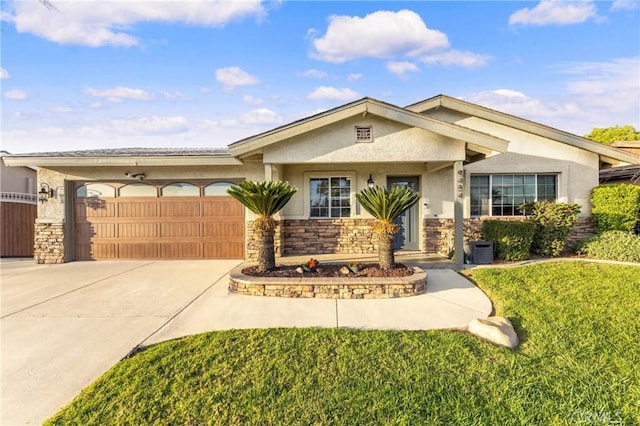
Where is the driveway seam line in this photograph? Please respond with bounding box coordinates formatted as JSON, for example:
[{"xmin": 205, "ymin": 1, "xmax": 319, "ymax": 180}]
[
  {"xmin": 133, "ymin": 271, "xmax": 232, "ymax": 354},
  {"xmin": 0, "ymin": 262, "xmax": 156, "ymax": 319},
  {"xmin": 335, "ymin": 299, "xmax": 339, "ymax": 328}
]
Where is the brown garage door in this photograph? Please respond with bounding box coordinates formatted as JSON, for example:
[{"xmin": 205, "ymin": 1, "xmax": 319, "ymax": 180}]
[{"xmin": 74, "ymin": 182, "xmax": 244, "ymax": 260}]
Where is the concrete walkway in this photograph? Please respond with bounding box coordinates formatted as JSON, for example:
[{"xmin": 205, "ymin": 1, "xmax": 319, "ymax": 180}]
[
  {"xmin": 145, "ymin": 268, "xmax": 492, "ymax": 345},
  {"xmin": 1, "ymin": 256, "xmax": 491, "ymax": 425}
]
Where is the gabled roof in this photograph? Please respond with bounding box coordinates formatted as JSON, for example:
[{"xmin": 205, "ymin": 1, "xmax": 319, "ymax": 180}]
[
  {"xmin": 3, "ymin": 147, "xmax": 241, "ymax": 167},
  {"xmin": 406, "ymin": 94, "xmax": 640, "ymax": 165},
  {"xmin": 229, "ymin": 97, "xmax": 509, "ymax": 158}
]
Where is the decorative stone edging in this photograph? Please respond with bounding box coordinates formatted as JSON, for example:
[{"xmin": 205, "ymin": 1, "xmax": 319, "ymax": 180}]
[{"xmin": 229, "ymin": 265, "xmax": 427, "ymax": 299}]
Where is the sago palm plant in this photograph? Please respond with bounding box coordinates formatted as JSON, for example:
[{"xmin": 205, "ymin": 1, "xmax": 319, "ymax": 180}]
[
  {"xmin": 356, "ymin": 185, "xmax": 421, "ymax": 269},
  {"xmin": 228, "ymin": 181, "xmax": 297, "ymax": 272}
]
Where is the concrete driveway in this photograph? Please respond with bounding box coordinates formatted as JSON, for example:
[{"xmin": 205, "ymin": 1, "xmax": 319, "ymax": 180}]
[
  {"xmin": 1, "ymin": 257, "xmax": 491, "ymax": 425},
  {"xmin": 0, "ymin": 258, "xmax": 241, "ymax": 426}
]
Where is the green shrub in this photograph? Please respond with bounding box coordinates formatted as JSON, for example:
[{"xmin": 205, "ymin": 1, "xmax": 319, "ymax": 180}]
[
  {"xmin": 482, "ymin": 220, "xmax": 535, "ymax": 261},
  {"xmin": 591, "ymin": 184, "xmax": 640, "ymax": 234},
  {"xmin": 523, "ymin": 201, "xmax": 581, "ymax": 257},
  {"xmin": 576, "ymin": 231, "xmax": 640, "ymax": 263}
]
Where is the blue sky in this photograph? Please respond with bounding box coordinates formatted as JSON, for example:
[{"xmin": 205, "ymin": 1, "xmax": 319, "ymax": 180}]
[{"xmin": 1, "ymin": 0, "xmax": 638, "ymax": 154}]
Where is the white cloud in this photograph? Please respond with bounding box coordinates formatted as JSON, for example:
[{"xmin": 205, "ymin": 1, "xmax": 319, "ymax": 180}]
[
  {"xmin": 463, "ymin": 58, "xmax": 639, "ymax": 134},
  {"xmin": 216, "ymin": 66, "xmax": 259, "ymax": 91},
  {"xmin": 348, "ymin": 73, "xmax": 363, "ymax": 82},
  {"xmin": 307, "ymin": 86, "xmax": 360, "ymax": 102},
  {"xmin": 611, "ymin": 0, "xmax": 638, "ymax": 11},
  {"xmin": 243, "ymin": 95, "xmax": 263, "ymax": 105},
  {"xmin": 112, "ymin": 116, "xmax": 190, "ymax": 135},
  {"xmin": 386, "ymin": 61, "xmax": 420, "ymax": 78},
  {"xmin": 48, "ymin": 106, "xmax": 74, "ymax": 113},
  {"xmin": 421, "ymin": 50, "xmax": 492, "ymax": 68},
  {"xmin": 0, "ymin": 68, "xmax": 9, "ymax": 79},
  {"xmin": 4, "ymin": 89, "xmax": 27, "ymax": 100},
  {"xmin": 241, "ymin": 108, "xmax": 281, "ymax": 124},
  {"xmin": 84, "ymin": 86, "xmax": 152, "ymax": 103},
  {"xmin": 509, "ymin": 0, "xmax": 596, "ymax": 26},
  {"xmin": 160, "ymin": 90, "xmax": 187, "ymax": 101},
  {"xmin": 297, "ymin": 69, "xmax": 328, "ymax": 79},
  {"xmin": 311, "ymin": 9, "xmax": 449, "ymax": 63},
  {"xmin": 6, "ymin": 0, "xmax": 265, "ymax": 47}
]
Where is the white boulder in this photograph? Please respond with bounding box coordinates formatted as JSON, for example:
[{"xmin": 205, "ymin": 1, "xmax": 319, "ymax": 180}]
[{"xmin": 468, "ymin": 316, "xmax": 519, "ymax": 349}]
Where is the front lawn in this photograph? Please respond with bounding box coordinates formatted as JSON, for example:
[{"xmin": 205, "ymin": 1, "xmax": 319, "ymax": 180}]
[{"xmin": 47, "ymin": 262, "xmax": 640, "ymax": 425}]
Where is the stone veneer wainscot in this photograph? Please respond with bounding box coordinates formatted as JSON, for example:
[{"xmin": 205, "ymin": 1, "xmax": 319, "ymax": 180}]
[{"xmin": 34, "ymin": 221, "xmax": 65, "ymax": 264}]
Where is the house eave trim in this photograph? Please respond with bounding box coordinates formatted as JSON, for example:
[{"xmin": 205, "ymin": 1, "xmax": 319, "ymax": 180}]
[
  {"xmin": 229, "ymin": 97, "xmax": 509, "ymax": 157},
  {"xmin": 2, "ymin": 155, "xmax": 243, "ymax": 167},
  {"xmin": 407, "ymin": 95, "xmax": 640, "ymax": 165}
]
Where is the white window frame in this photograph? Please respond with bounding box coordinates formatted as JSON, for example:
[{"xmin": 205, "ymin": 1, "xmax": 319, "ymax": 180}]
[
  {"xmin": 303, "ymin": 172, "xmax": 356, "ymax": 219},
  {"xmin": 470, "ymin": 173, "xmax": 558, "ymax": 217}
]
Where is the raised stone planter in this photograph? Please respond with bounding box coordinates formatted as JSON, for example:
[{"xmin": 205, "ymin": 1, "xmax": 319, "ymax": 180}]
[{"xmin": 229, "ymin": 265, "xmax": 427, "ymax": 299}]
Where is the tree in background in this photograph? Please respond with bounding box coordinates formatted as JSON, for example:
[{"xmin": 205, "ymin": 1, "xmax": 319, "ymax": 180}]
[{"xmin": 584, "ymin": 125, "xmax": 640, "ymax": 145}]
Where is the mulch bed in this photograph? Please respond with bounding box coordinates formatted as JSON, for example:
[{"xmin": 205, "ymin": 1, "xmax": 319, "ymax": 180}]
[{"xmin": 242, "ymin": 263, "xmax": 413, "ymax": 278}]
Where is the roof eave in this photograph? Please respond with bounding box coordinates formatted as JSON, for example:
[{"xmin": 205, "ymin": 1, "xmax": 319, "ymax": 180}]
[
  {"xmin": 407, "ymin": 95, "xmax": 640, "ymax": 165},
  {"xmin": 2, "ymin": 155, "xmax": 243, "ymax": 168},
  {"xmin": 229, "ymin": 97, "xmax": 509, "ymax": 157}
]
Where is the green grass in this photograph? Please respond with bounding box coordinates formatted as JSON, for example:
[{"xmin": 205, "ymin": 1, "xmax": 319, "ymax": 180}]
[{"xmin": 46, "ymin": 262, "xmax": 640, "ymax": 425}]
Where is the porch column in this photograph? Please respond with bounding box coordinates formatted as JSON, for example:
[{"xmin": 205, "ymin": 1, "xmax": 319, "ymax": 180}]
[
  {"xmin": 453, "ymin": 160, "xmax": 464, "ymax": 266},
  {"xmin": 264, "ymin": 163, "xmax": 273, "ymax": 181}
]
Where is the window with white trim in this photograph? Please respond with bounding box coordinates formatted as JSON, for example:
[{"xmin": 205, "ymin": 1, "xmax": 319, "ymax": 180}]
[
  {"xmin": 310, "ymin": 177, "xmax": 351, "ymax": 218},
  {"xmin": 470, "ymin": 174, "xmax": 557, "ymax": 217}
]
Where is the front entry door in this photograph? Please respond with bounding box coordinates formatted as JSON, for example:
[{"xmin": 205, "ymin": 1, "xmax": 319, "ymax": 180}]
[{"xmin": 387, "ymin": 176, "xmax": 420, "ymax": 250}]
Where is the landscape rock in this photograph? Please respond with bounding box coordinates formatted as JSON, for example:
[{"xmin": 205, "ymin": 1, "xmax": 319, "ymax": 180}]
[{"xmin": 468, "ymin": 316, "xmax": 519, "ymax": 349}]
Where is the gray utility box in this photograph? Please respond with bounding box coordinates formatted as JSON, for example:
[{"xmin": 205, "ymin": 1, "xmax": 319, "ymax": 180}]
[{"xmin": 471, "ymin": 241, "xmax": 494, "ymax": 264}]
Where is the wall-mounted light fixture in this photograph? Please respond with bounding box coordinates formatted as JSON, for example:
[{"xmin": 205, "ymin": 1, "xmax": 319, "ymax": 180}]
[
  {"xmin": 38, "ymin": 183, "xmax": 54, "ymax": 203},
  {"xmin": 125, "ymin": 171, "xmax": 146, "ymax": 181},
  {"xmin": 367, "ymin": 174, "xmax": 375, "ymax": 188}
]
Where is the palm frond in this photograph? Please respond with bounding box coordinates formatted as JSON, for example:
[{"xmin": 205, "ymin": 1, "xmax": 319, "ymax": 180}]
[
  {"xmin": 356, "ymin": 185, "xmax": 420, "ymax": 223},
  {"xmin": 227, "ymin": 181, "xmax": 297, "ymax": 217}
]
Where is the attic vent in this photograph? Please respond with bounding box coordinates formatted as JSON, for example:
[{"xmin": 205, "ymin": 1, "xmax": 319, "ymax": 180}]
[{"xmin": 355, "ymin": 126, "xmax": 373, "ymax": 143}]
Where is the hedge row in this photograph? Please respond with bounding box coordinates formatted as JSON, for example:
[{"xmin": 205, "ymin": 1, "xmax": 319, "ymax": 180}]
[
  {"xmin": 481, "ymin": 221, "xmax": 534, "ymax": 261},
  {"xmin": 591, "ymin": 184, "xmax": 640, "ymax": 234},
  {"xmin": 576, "ymin": 231, "xmax": 640, "ymax": 263}
]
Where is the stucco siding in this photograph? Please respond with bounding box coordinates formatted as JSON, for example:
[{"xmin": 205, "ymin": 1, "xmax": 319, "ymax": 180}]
[
  {"xmin": 263, "ymin": 115, "xmax": 465, "ymax": 164},
  {"xmin": 0, "ymin": 161, "xmax": 35, "ymax": 193},
  {"xmin": 280, "ymin": 163, "xmax": 430, "ymax": 220},
  {"xmin": 464, "ymin": 152, "xmax": 597, "ymax": 216},
  {"xmin": 423, "ymin": 167, "xmax": 455, "ymax": 219}
]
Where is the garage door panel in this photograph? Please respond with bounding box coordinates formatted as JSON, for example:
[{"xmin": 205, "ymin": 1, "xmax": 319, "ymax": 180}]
[
  {"xmin": 75, "ymin": 201, "xmax": 115, "ymax": 219},
  {"xmin": 118, "ymin": 202, "xmax": 158, "ymax": 218},
  {"xmin": 75, "ymin": 222, "xmax": 116, "ymax": 239},
  {"xmin": 204, "ymin": 242, "xmax": 244, "ymax": 258},
  {"xmin": 160, "ymin": 242, "xmax": 202, "ymax": 258},
  {"xmin": 203, "ymin": 222, "xmax": 244, "ymax": 238},
  {"xmin": 75, "ymin": 182, "xmax": 244, "ymax": 260},
  {"xmin": 76, "ymin": 243, "xmax": 117, "ymax": 260},
  {"xmin": 118, "ymin": 223, "xmax": 158, "ymax": 238},
  {"xmin": 203, "ymin": 199, "xmax": 243, "ymax": 216},
  {"xmin": 160, "ymin": 201, "xmax": 201, "ymax": 217},
  {"xmin": 160, "ymin": 222, "xmax": 201, "ymax": 238},
  {"xmin": 119, "ymin": 243, "xmax": 158, "ymax": 259}
]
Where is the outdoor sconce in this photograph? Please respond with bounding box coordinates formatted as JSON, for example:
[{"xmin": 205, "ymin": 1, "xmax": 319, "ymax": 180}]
[
  {"xmin": 38, "ymin": 183, "xmax": 54, "ymax": 203},
  {"xmin": 367, "ymin": 174, "xmax": 375, "ymax": 188}
]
